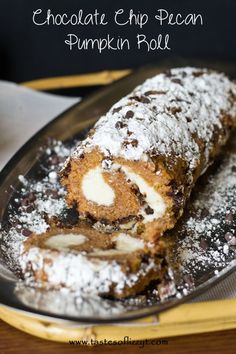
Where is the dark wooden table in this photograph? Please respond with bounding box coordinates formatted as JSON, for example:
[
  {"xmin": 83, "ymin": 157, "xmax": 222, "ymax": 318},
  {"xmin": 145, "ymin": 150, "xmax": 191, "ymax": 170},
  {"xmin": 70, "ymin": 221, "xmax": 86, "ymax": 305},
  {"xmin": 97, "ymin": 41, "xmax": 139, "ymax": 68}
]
[{"xmin": 0, "ymin": 320, "xmax": 236, "ymax": 354}]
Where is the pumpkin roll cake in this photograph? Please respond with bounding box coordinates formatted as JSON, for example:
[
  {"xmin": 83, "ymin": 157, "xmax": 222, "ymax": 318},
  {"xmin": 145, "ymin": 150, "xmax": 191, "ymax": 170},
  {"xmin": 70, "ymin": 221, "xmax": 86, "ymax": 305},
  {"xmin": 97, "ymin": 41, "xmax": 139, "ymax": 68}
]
[{"xmin": 61, "ymin": 67, "xmax": 236, "ymax": 242}]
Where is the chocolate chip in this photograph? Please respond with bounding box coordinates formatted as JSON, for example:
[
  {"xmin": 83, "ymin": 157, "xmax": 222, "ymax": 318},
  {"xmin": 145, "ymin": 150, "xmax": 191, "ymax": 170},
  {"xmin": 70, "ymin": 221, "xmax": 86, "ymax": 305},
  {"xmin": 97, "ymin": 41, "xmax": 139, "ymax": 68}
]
[
  {"xmin": 115, "ymin": 121, "xmax": 127, "ymax": 129},
  {"xmin": 140, "ymin": 96, "xmax": 151, "ymax": 104},
  {"xmin": 231, "ymin": 166, "xmax": 236, "ymax": 172},
  {"xmin": 169, "ymin": 106, "xmax": 182, "ymax": 114},
  {"xmin": 225, "ymin": 232, "xmax": 234, "ymax": 242},
  {"xmin": 225, "ymin": 212, "xmax": 234, "ymax": 224},
  {"xmin": 229, "ymin": 237, "xmax": 236, "ymax": 246},
  {"xmin": 45, "ymin": 189, "xmax": 58, "ymax": 199},
  {"xmin": 136, "ymin": 191, "xmax": 146, "ymax": 206},
  {"xmin": 125, "ymin": 110, "xmax": 134, "ymax": 119},
  {"xmin": 26, "ymin": 205, "xmax": 34, "ymax": 213},
  {"xmin": 183, "ymin": 274, "xmax": 194, "ymax": 287},
  {"xmin": 186, "ymin": 117, "xmax": 192, "ymax": 123},
  {"xmin": 145, "ymin": 206, "xmax": 154, "ymax": 215},
  {"xmin": 171, "ymin": 78, "xmax": 182, "ymax": 85},
  {"xmin": 200, "ymin": 237, "xmax": 208, "ymax": 250},
  {"xmin": 50, "ymin": 155, "xmax": 60, "ymax": 165},
  {"xmin": 225, "ymin": 233, "xmax": 236, "ymax": 246},
  {"xmin": 130, "ymin": 96, "xmax": 150, "ymax": 104},
  {"xmin": 112, "ymin": 106, "xmax": 122, "ymax": 114},
  {"xmin": 21, "ymin": 192, "xmax": 36, "ymax": 207},
  {"xmin": 22, "ymin": 228, "xmax": 32, "ymax": 237},
  {"xmin": 10, "ymin": 220, "xmax": 22, "ymax": 229},
  {"xmin": 144, "ymin": 90, "xmax": 167, "ymax": 96},
  {"xmin": 200, "ymin": 208, "xmax": 209, "ymax": 218},
  {"xmin": 193, "ymin": 71, "xmax": 203, "ymax": 77},
  {"xmin": 59, "ymin": 206, "xmax": 79, "ymax": 226},
  {"xmin": 123, "ymin": 139, "xmax": 138, "ymax": 148},
  {"xmin": 21, "ymin": 198, "xmax": 29, "ymax": 207},
  {"xmin": 173, "ymin": 193, "xmax": 184, "ymax": 209},
  {"xmin": 142, "ymin": 254, "xmax": 150, "ymax": 263},
  {"xmin": 127, "ymin": 130, "xmax": 132, "ymax": 136},
  {"xmin": 130, "ymin": 139, "xmax": 138, "ymax": 147},
  {"xmin": 28, "ymin": 192, "xmax": 36, "ymax": 202}
]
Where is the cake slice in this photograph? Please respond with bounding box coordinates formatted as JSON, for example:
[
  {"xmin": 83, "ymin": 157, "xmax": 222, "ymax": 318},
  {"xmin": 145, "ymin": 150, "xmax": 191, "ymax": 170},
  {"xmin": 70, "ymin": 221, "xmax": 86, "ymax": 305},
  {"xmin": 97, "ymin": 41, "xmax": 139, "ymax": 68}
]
[{"xmin": 19, "ymin": 222, "xmax": 167, "ymax": 298}]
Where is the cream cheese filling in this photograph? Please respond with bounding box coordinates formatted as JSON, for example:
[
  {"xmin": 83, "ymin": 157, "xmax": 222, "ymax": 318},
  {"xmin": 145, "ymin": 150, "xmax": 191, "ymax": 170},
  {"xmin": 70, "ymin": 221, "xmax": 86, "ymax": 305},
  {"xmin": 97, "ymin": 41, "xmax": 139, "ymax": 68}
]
[
  {"xmin": 44, "ymin": 234, "xmax": 87, "ymax": 251},
  {"xmin": 112, "ymin": 163, "xmax": 166, "ymax": 223},
  {"xmin": 90, "ymin": 233, "xmax": 144, "ymax": 256},
  {"xmin": 82, "ymin": 166, "xmax": 115, "ymax": 206},
  {"xmin": 81, "ymin": 163, "xmax": 166, "ymax": 223}
]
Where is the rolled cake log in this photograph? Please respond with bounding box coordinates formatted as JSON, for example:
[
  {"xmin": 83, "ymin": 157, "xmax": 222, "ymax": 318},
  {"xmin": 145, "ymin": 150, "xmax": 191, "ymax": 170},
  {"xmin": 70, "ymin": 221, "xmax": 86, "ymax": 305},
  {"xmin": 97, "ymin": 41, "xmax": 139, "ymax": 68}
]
[
  {"xmin": 20, "ymin": 223, "xmax": 167, "ymax": 298},
  {"xmin": 61, "ymin": 67, "xmax": 236, "ymax": 241}
]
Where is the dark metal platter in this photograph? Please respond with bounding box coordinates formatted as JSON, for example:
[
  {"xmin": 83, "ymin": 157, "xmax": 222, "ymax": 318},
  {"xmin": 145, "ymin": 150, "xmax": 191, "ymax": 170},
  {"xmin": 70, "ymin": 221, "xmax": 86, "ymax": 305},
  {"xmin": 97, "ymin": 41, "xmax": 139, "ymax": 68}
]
[{"xmin": 0, "ymin": 59, "xmax": 236, "ymax": 323}]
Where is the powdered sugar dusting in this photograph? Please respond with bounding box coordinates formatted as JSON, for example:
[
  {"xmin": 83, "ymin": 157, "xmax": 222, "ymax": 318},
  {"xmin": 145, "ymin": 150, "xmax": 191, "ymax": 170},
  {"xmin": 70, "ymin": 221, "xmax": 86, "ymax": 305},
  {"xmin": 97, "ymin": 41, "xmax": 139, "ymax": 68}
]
[
  {"xmin": 20, "ymin": 246, "xmax": 157, "ymax": 295},
  {"xmin": 72, "ymin": 67, "xmax": 236, "ymax": 176}
]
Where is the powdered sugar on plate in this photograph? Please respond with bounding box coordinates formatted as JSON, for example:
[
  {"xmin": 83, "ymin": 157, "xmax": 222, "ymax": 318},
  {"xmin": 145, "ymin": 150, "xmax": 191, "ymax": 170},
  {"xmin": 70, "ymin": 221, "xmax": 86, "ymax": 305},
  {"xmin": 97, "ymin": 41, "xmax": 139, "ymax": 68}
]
[
  {"xmin": 0, "ymin": 139, "xmax": 73, "ymax": 272},
  {"xmin": 172, "ymin": 150, "xmax": 236, "ymax": 285}
]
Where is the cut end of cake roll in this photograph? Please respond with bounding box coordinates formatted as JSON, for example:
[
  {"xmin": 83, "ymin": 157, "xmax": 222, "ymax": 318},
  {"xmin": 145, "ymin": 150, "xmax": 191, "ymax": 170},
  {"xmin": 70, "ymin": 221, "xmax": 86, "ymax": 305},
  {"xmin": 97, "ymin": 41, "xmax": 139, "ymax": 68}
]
[
  {"xmin": 61, "ymin": 148, "xmax": 179, "ymax": 241},
  {"xmin": 61, "ymin": 67, "xmax": 236, "ymax": 242},
  {"xmin": 19, "ymin": 223, "xmax": 167, "ymax": 298}
]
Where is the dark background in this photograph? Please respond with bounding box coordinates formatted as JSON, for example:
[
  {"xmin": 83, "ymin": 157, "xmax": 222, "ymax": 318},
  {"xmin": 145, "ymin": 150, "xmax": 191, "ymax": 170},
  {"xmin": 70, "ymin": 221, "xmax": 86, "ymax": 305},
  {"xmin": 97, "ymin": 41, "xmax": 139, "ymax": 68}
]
[{"xmin": 0, "ymin": 0, "xmax": 236, "ymax": 83}]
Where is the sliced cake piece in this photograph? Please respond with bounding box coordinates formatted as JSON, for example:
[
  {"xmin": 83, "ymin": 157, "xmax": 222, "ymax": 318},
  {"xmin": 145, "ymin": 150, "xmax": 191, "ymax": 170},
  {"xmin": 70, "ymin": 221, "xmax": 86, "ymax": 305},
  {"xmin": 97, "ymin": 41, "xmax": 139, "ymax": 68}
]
[{"xmin": 19, "ymin": 222, "xmax": 167, "ymax": 298}]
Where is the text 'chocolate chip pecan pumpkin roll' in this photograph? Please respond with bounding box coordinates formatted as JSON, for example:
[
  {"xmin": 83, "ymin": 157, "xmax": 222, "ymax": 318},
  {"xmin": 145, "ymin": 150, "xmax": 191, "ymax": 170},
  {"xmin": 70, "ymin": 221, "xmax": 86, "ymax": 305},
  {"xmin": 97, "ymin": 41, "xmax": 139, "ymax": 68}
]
[{"xmin": 61, "ymin": 67, "xmax": 236, "ymax": 241}]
